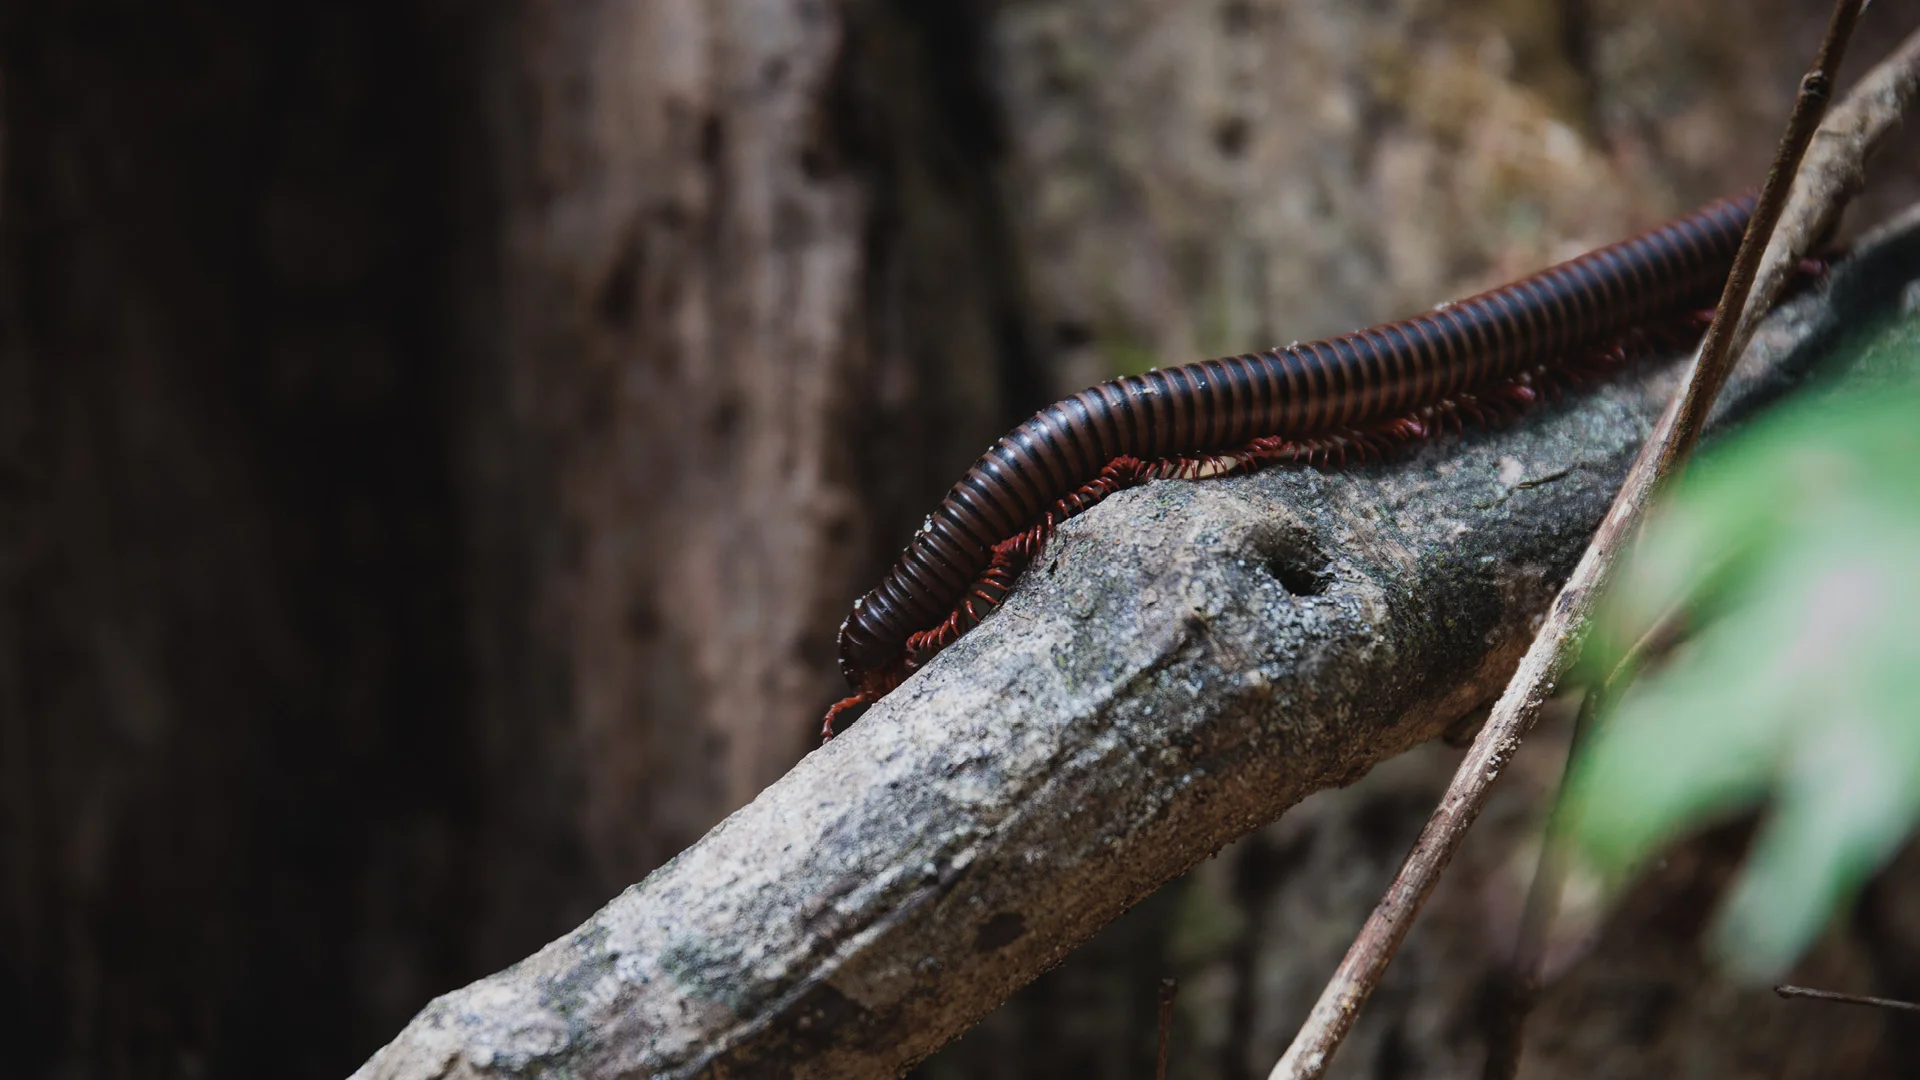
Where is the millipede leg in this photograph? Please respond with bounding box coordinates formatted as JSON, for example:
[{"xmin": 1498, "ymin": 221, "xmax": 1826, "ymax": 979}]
[{"xmin": 821, "ymin": 692, "xmax": 870, "ymax": 741}]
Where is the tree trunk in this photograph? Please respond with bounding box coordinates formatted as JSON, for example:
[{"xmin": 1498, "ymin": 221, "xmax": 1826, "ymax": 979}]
[
  {"xmin": 452, "ymin": 0, "xmax": 1039, "ymax": 958},
  {"xmin": 458, "ymin": 0, "xmax": 872, "ymax": 943},
  {"xmin": 1, "ymin": 1, "xmax": 1031, "ymax": 1076}
]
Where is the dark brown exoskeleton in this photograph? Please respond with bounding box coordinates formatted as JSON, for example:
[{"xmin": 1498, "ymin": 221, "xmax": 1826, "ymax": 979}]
[{"xmin": 825, "ymin": 193, "xmax": 1758, "ymax": 739}]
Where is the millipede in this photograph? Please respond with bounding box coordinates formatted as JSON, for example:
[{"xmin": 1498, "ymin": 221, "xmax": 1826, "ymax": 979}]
[{"xmin": 824, "ymin": 192, "xmax": 1759, "ymax": 740}]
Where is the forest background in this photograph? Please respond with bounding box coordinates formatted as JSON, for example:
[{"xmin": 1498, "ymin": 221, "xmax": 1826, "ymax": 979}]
[{"xmin": 6, "ymin": 1, "xmax": 1920, "ymax": 1077}]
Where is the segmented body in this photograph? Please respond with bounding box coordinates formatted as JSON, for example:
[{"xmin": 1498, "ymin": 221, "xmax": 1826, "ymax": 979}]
[{"xmin": 826, "ymin": 192, "xmax": 1757, "ymax": 737}]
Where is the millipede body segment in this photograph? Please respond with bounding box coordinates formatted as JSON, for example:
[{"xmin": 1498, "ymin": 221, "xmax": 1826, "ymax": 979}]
[{"xmin": 826, "ymin": 193, "xmax": 1757, "ymax": 738}]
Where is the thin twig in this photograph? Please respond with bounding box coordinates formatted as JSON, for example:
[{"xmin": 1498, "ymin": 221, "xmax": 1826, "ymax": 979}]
[
  {"xmin": 1479, "ymin": 25, "xmax": 1920, "ymax": 1074},
  {"xmin": 1656, "ymin": 1, "xmax": 1862, "ymax": 478},
  {"xmin": 1479, "ymin": 28, "xmax": 1920, "ymax": 1071},
  {"xmin": 1156, "ymin": 977, "xmax": 1178, "ymax": 1080},
  {"xmin": 1775, "ymin": 985, "xmax": 1920, "ymax": 1014},
  {"xmin": 1478, "ymin": 687, "xmax": 1603, "ymax": 1080},
  {"xmin": 1268, "ymin": 4, "xmax": 1871, "ymax": 1077},
  {"xmin": 1744, "ymin": 19, "xmax": 1920, "ymax": 350},
  {"xmin": 1479, "ymin": 603, "xmax": 1683, "ymax": 1079}
]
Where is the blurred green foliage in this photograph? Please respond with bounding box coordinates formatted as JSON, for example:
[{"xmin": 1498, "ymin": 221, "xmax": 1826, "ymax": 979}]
[{"xmin": 1563, "ymin": 315, "xmax": 1920, "ymax": 980}]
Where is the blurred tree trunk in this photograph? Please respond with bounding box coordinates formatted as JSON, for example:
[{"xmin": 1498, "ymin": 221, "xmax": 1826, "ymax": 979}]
[
  {"xmin": 455, "ymin": 1, "xmax": 1036, "ymax": 954},
  {"xmin": 6, "ymin": 1, "xmax": 1920, "ymax": 1079},
  {"xmin": 0, "ymin": 1, "xmax": 1026, "ymax": 1077},
  {"xmin": 454, "ymin": 0, "xmax": 878, "ymax": 945}
]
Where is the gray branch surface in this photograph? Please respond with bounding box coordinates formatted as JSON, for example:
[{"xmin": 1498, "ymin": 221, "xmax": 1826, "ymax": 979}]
[{"xmin": 352, "ymin": 219, "xmax": 1920, "ymax": 1080}]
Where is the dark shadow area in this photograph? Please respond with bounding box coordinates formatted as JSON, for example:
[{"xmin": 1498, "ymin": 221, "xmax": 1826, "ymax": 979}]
[{"xmin": 0, "ymin": 3, "xmax": 478, "ymax": 1076}]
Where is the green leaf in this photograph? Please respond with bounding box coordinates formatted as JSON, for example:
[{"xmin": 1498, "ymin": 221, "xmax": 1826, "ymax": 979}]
[{"xmin": 1563, "ymin": 343, "xmax": 1920, "ymax": 981}]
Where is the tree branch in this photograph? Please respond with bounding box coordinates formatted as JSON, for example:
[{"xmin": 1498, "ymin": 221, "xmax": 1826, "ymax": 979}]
[
  {"xmin": 340, "ymin": 218, "xmax": 1920, "ymax": 1078},
  {"xmin": 1273, "ymin": 8, "xmax": 1899, "ymax": 1076}
]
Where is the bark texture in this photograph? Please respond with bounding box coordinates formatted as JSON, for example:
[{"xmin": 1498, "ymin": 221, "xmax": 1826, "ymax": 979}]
[{"xmin": 351, "ymin": 211, "xmax": 1920, "ymax": 1080}]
